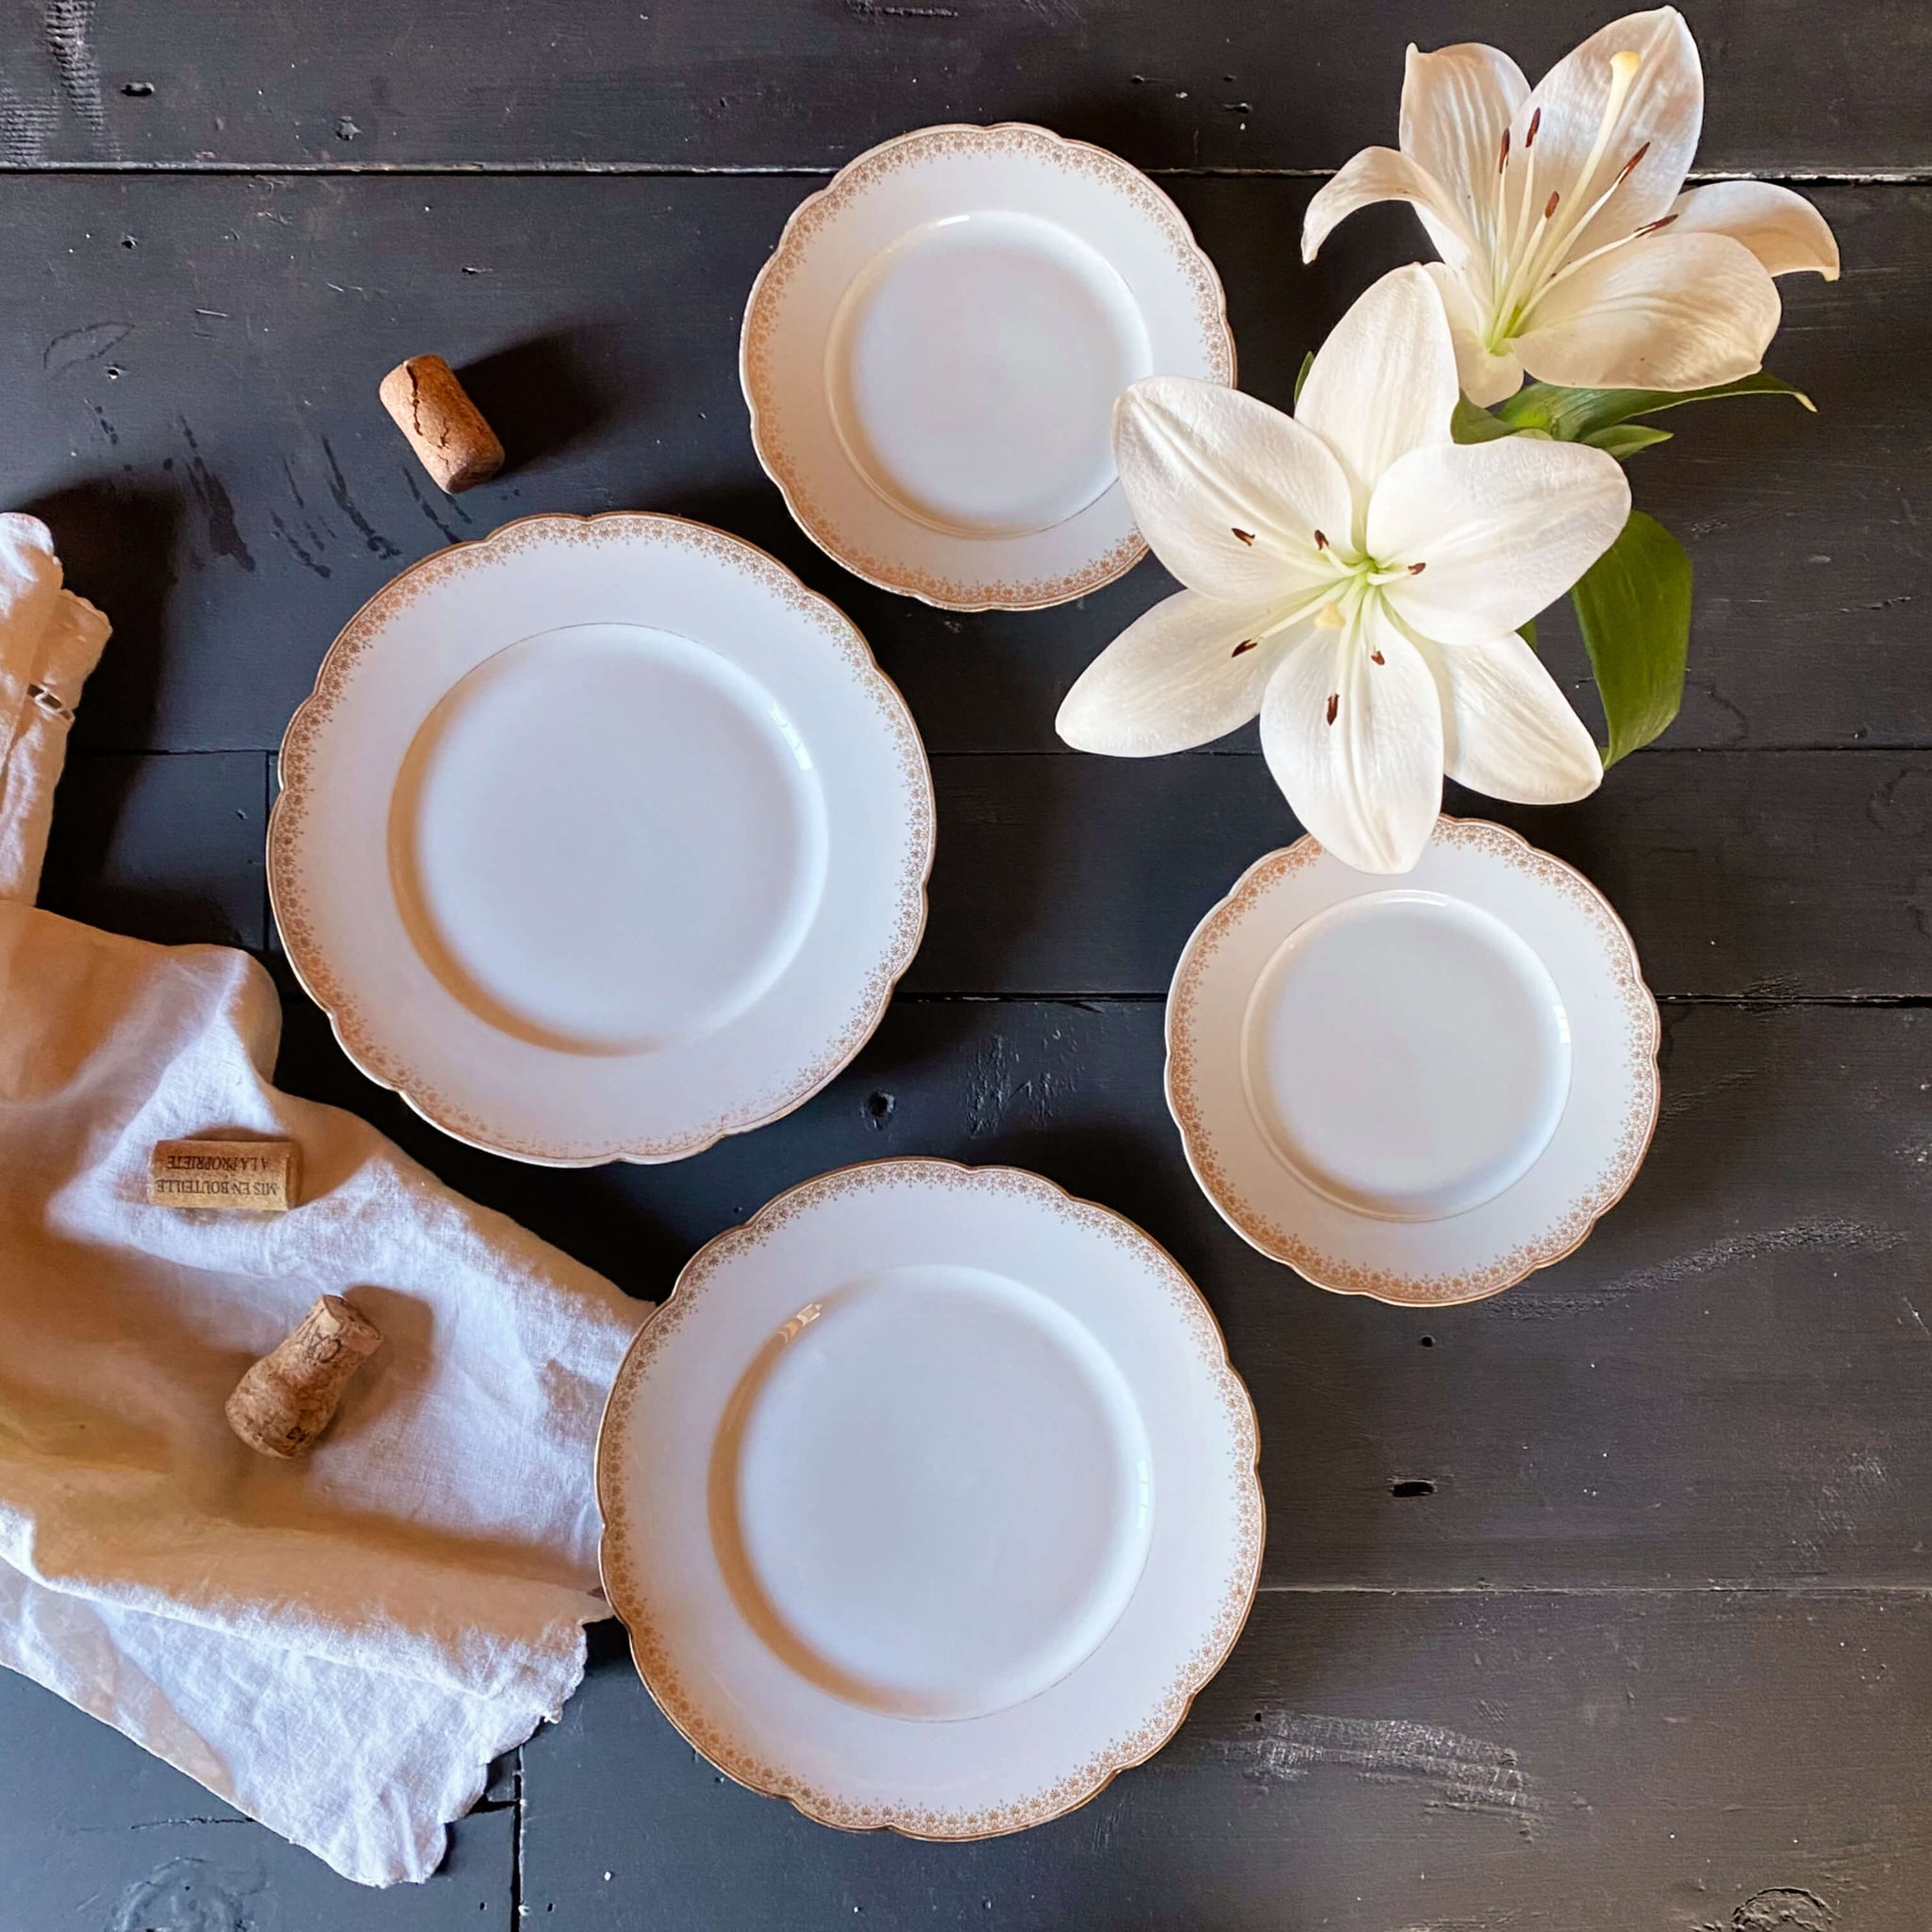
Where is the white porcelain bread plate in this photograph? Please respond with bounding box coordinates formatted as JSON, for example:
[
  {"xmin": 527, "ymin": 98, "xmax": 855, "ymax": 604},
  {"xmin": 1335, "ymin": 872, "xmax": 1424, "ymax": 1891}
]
[
  {"xmin": 598, "ymin": 1159, "xmax": 1262, "ymax": 1835},
  {"xmin": 270, "ymin": 514, "xmax": 933, "ymax": 1165},
  {"xmin": 741, "ymin": 122, "xmax": 1236, "ymax": 611},
  {"xmin": 1168, "ymin": 819, "xmax": 1660, "ymax": 1307}
]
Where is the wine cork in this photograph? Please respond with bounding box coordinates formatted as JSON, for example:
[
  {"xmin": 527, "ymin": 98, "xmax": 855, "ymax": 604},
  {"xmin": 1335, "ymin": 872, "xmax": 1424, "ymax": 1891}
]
[
  {"xmin": 378, "ymin": 354, "xmax": 505, "ymax": 493},
  {"xmin": 225, "ymin": 1294, "xmax": 383, "ymax": 1459},
  {"xmin": 149, "ymin": 1138, "xmax": 299, "ymax": 1212}
]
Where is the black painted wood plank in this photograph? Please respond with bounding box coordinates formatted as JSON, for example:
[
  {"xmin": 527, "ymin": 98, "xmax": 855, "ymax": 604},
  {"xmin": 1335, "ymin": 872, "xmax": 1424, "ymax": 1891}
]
[
  {"xmin": 0, "ymin": 175, "xmax": 1913, "ymax": 757},
  {"xmin": 0, "ymin": 1669, "xmax": 512, "ymax": 1927},
  {"xmin": 0, "ymin": 0, "xmax": 1924, "ymax": 175},
  {"xmin": 522, "ymin": 1591, "xmax": 1928, "ymax": 1932},
  {"xmin": 272, "ymin": 978, "xmax": 1932, "ymax": 1590},
  {"xmin": 911, "ymin": 748, "xmax": 1932, "ymax": 1001},
  {"xmin": 35, "ymin": 749, "xmax": 266, "ymax": 947}
]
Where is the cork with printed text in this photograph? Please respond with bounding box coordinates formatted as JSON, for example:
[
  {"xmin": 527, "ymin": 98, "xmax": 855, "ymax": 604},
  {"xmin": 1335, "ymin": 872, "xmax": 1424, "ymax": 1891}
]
[{"xmin": 148, "ymin": 1139, "xmax": 300, "ymax": 1212}]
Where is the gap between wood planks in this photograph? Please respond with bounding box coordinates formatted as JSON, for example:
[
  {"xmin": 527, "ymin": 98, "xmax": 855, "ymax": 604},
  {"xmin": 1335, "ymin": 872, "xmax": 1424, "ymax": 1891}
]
[
  {"xmin": 889, "ymin": 992, "xmax": 1932, "ymax": 1009},
  {"xmin": 0, "ymin": 161, "xmax": 1922, "ymax": 182},
  {"xmin": 1250, "ymin": 1582, "xmax": 1932, "ymax": 1595}
]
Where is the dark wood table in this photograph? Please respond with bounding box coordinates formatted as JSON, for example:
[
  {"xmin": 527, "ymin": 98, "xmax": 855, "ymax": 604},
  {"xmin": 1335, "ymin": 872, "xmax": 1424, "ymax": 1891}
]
[{"xmin": 3, "ymin": 5, "xmax": 1925, "ymax": 1926}]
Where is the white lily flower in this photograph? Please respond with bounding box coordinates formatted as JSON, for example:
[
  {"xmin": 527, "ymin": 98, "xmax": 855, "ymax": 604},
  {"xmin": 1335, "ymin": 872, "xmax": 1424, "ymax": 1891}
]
[
  {"xmin": 1058, "ymin": 266, "xmax": 1631, "ymax": 874},
  {"xmin": 1302, "ymin": 8, "xmax": 1840, "ymax": 405}
]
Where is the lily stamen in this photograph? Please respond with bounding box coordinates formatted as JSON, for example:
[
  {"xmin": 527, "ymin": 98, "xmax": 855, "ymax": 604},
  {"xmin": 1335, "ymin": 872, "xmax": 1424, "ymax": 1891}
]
[
  {"xmin": 1518, "ymin": 210, "xmax": 1679, "ymax": 324},
  {"xmin": 1502, "ymin": 49, "xmax": 1646, "ymax": 323},
  {"xmin": 1537, "ymin": 51, "xmax": 1641, "ymax": 260}
]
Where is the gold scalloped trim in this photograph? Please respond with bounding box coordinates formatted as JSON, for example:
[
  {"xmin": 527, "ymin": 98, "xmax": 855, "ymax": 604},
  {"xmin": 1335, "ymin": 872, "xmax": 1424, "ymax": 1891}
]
[
  {"xmin": 269, "ymin": 513, "xmax": 935, "ymax": 1167},
  {"xmin": 1165, "ymin": 818, "xmax": 1662, "ymax": 1307},
  {"xmin": 741, "ymin": 122, "xmax": 1237, "ymax": 612},
  {"xmin": 596, "ymin": 1159, "xmax": 1265, "ymax": 1837}
]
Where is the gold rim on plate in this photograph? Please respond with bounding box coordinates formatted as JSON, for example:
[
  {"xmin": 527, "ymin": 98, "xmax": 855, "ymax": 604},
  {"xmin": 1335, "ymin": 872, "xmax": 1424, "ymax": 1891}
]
[
  {"xmin": 270, "ymin": 511, "xmax": 936, "ymax": 1167},
  {"xmin": 596, "ymin": 1158, "xmax": 1265, "ymax": 1838},
  {"xmin": 741, "ymin": 122, "xmax": 1237, "ymax": 611},
  {"xmin": 1165, "ymin": 817, "xmax": 1663, "ymax": 1307}
]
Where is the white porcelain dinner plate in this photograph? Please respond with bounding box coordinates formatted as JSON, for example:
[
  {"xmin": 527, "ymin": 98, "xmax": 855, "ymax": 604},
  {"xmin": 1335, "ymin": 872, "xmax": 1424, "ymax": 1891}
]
[
  {"xmin": 1167, "ymin": 819, "xmax": 1660, "ymax": 1306},
  {"xmin": 270, "ymin": 514, "xmax": 933, "ymax": 1165},
  {"xmin": 741, "ymin": 122, "xmax": 1236, "ymax": 610},
  {"xmin": 597, "ymin": 1159, "xmax": 1262, "ymax": 1836}
]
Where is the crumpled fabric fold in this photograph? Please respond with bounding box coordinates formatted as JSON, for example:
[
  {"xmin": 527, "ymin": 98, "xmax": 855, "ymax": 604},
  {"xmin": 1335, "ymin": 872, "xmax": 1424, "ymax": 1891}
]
[{"xmin": 0, "ymin": 514, "xmax": 644, "ymax": 1884}]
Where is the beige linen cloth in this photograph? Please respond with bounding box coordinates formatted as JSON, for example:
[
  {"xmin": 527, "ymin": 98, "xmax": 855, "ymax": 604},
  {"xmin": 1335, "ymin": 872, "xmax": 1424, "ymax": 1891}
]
[{"xmin": 0, "ymin": 514, "xmax": 646, "ymax": 1885}]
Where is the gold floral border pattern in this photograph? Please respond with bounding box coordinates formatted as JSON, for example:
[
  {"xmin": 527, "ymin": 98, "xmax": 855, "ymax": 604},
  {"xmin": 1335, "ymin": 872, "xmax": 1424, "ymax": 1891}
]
[
  {"xmin": 741, "ymin": 122, "xmax": 1238, "ymax": 612},
  {"xmin": 1165, "ymin": 819, "xmax": 1663, "ymax": 1307},
  {"xmin": 268, "ymin": 513, "xmax": 936, "ymax": 1167},
  {"xmin": 596, "ymin": 1159, "xmax": 1266, "ymax": 1838}
]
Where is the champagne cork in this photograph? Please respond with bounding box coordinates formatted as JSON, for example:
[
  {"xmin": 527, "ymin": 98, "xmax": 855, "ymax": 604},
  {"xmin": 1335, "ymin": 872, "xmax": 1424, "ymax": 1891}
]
[
  {"xmin": 378, "ymin": 354, "xmax": 505, "ymax": 493},
  {"xmin": 225, "ymin": 1295, "xmax": 383, "ymax": 1459},
  {"xmin": 149, "ymin": 1138, "xmax": 299, "ymax": 1212}
]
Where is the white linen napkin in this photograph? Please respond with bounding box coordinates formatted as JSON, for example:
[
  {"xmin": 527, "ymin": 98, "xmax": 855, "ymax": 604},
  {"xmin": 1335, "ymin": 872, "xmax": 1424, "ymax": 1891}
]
[{"xmin": 0, "ymin": 514, "xmax": 647, "ymax": 1885}]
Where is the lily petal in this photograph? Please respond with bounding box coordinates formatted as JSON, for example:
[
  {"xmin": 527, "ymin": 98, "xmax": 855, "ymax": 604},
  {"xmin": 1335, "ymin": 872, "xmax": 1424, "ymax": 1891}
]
[
  {"xmin": 1424, "ymin": 261, "xmax": 1525, "ymax": 406},
  {"xmin": 1113, "ymin": 377, "xmax": 1354, "ymax": 602},
  {"xmin": 1516, "ymin": 7, "xmax": 1702, "ymax": 250},
  {"xmin": 1301, "ymin": 145, "xmax": 1474, "ymax": 269},
  {"xmin": 1296, "ymin": 264, "xmax": 1459, "ymax": 515},
  {"xmin": 1260, "ymin": 605, "xmax": 1443, "ymax": 874},
  {"xmin": 1056, "ymin": 587, "xmax": 1287, "ymax": 757},
  {"xmin": 1416, "ymin": 629, "xmax": 1605, "ymax": 802},
  {"xmin": 1370, "ymin": 438, "xmax": 1630, "ymax": 643},
  {"xmin": 1400, "ymin": 41, "xmax": 1531, "ymax": 217},
  {"xmin": 1670, "ymin": 178, "xmax": 1840, "ymax": 280},
  {"xmin": 1515, "ymin": 229, "xmax": 1780, "ymax": 391}
]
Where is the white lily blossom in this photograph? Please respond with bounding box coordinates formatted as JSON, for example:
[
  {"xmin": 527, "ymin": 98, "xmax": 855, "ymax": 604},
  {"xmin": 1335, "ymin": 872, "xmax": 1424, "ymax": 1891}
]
[
  {"xmin": 1302, "ymin": 8, "xmax": 1840, "ymax": 405},
  {"xmin": 1057, "ymin": 266, "xmax": 1631, "ymax": 874}
]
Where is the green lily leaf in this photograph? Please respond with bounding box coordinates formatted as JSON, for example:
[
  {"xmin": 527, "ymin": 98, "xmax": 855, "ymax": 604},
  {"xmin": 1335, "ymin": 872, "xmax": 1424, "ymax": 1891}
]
[
  {"xmin": 1499, "ymin": 371, "xmax": 1814, "ymax": 442},
  {"xmin": 1582, "ymin": 423, "xmax": 1674, "ymax": 461},
  {"xmin": 1293, "ymin": 350, "xmax": 1313, "ymax": 404},
  {"xmin": 1518, "ymin": 617, "xmax": 1537, "ymax": 652},
  {"xmin": 1451, "ymin": 396, "xmax": 1519, "ymax": 444},
  {"xmin": 1571, "ymin": 510, "xmax": 1692, "ymax": 766}
]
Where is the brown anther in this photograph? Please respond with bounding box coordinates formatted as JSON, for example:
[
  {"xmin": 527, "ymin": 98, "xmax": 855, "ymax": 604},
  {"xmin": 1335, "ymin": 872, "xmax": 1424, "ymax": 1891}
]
[
  {"xmin": 1619, "ymin": 140, "xmax": 1651, "ymax": 181},
  {"xmin": 1231, "ymin": 638, "xmax": 1258, "ymax": 657},
  {"xmin": 1324, "ymin": 693, "xmax": 1339, "ymax": 725},
  {"xmin": 1635, "ymin": 212, "xmax": 1679, "ymax": 236},
  {"xmin": 1231, "ymin": 526, "xmax": 1256, "ymax": 546},
  {"xmin": 1525, "ymin": 107, "xmax": 1541, "ymax": 148},
  {"xmin": 1408, "ymin": 560, "xmax": 1426, "ymax": 575},
  {"xmin": 1370, "ymin": 649, "xmax": 1386, "ymax": 665},
  {"xmin": 1497, "ymin": 128, "xmax": 1510, "ymax": 172},
  {"xmin": 1543, "ymin": 190, "xmax": 1561, "ymax": 220},
  {"xmin": 1313, "ymin": 528, "xmax": 1329, "ymax": 550}
]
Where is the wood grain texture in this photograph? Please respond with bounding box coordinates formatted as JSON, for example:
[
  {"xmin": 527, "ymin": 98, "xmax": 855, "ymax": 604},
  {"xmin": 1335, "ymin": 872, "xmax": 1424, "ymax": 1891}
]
[
  {"xmin": 0, "ymin": 175, "xmax": 1911, "ymax": 756},
  {"xmin": 1, "ymin": 3, "xmax": 1926, "ymax": 1921},
  {"xmin": 0, "ymin": 1671, "xmax": 512, "ymax": 1929},
  {"xmin": 0, "ymin": 0, "xmax": 1924, "ymax": 175},
  {"xmin": 268, "ymin": 981, "xmax": 1932, "ymax": 1590},
  {"xmin": 521, "ymin": 1593, "xmax": 1926, "ymax": 1931},
  {"xmin": 912, "ymin": 748, "xmax": 1932, "ymax": 1000},
  {"xmin": 37, "ymin": 750, "xmax": 266, "ymax": 946}
]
